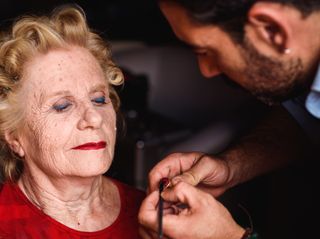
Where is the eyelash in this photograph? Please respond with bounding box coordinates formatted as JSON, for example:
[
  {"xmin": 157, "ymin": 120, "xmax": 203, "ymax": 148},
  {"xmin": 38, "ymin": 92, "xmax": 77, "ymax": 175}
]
[
  {"xmin": 92, "ymin": 96, "xmax": 107, "ymax": 105},
  {"xmin": 53, "ymin": 96, "xmax": 108, "ymax": 113},
  {"xmin": 53, "ymin": 102, "xmax": 71, "ymax": 112}
]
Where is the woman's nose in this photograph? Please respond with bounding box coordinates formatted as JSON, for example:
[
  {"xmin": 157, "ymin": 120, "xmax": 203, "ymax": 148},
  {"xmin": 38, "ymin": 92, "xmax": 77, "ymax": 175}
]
[
  {"xmin": 197, "ymin": 55, "xmax": 221, "ymax": 78},
  {"xmin": 77, "ymin": 105, "xmax": 103, "ymax": 130}
]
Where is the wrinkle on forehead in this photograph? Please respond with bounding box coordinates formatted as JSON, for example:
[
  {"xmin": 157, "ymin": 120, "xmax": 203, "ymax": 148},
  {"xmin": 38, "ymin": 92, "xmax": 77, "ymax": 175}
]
[{"xmin": 20, "ymin": 46, "xmax": 107, "ymax": 108}]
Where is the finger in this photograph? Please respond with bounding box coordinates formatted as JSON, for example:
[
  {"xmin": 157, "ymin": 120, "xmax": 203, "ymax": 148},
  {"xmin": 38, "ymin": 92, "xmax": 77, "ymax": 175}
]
[
  {"xmin": 171, "ymin": 154, "xmax": 212, "ymax": 186},
  {"xmin": 171, "ymin": 171, "xmax": 199, "ymax": 186},
  {"xmin": 160, "ymin": 184, "xmax": 218, "ymax": 238},
  {"xmin": 140, "ymin": 226, "xmax": 166, "ymax": 239},
  {"xmin": 161, "ymin": 181, "xmax": 208, "ymax": 208},
  {"xmin": 148, "ymin": 153, "xmax": 201, "ymax": 192},
  {"xmin": 138, "ymin": 190, "xmax": 159, "ymax": 230},
  {"xmin": 139, "ymin": 226, "xmax": 157, "ymax": 239},
  {"xmin": 139, "ymin": 200, "xmax": 174, "ymax": 239},
  {"xmin": 163, "ymin": 207, "xmax": 175, "ymax": 215}
]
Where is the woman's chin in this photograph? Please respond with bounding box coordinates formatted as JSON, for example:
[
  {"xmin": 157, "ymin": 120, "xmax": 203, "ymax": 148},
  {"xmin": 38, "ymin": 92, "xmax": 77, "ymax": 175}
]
[{"xmin": 69, "ymin": 160, "xmax": 113, "ymax": 178}]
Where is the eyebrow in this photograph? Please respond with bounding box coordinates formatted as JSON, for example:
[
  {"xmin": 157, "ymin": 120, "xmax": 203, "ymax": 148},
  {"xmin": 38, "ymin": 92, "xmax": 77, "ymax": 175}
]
[
  {"xmin": 38, "ymin": 90, "xmax": 70, "ymax": 107},
  {"xmin": 90, "ymin": 84, "xmax": 108, "ymax": 94},
  {"xmin": 39, "ymin": 83, "xmax": 108, "ymax": 105}
]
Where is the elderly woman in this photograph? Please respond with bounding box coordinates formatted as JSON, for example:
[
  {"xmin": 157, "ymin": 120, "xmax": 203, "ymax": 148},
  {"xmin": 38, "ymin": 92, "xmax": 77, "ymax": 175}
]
[{"xmin": 0, "ymin": 6, "xmax": 144, "ymax": 238}]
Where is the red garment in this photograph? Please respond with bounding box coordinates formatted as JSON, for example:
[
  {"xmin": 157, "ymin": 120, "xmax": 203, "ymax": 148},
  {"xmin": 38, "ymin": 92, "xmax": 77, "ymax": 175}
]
[{"xmin": 0, "ymin": 179, "xmax": 145, "ymax": 239}]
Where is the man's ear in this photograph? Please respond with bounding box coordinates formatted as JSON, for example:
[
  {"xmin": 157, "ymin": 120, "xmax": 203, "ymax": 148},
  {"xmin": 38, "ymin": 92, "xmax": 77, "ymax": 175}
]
[
  {"xmin": 246, "ymin": 2, "xmax": 293, "ymax": 54},
  {"xmin": 4, "ymin": 131, "xmax": 25, "ymax": 157}
]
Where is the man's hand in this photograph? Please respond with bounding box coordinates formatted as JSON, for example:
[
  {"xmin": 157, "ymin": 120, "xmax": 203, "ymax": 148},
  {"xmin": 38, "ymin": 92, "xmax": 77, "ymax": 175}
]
[
  {"xmin": 148, "ymin": 152, "xmax": 232, "ymax": 197},
  {"xmin": 139, "ymin": 182, "xmax": 245, "ymax": 239}
]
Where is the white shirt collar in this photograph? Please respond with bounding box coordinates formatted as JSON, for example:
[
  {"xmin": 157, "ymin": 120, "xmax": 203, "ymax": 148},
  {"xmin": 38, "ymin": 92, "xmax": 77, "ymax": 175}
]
[{"xmin": 305, "ymin": 64, "xmax": 320, "ymax": 119}]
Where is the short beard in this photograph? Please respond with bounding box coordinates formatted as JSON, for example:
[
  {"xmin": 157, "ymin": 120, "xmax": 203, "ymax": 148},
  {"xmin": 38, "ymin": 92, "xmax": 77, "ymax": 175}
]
[{"xmin": 240, "ymin": 37, "xmax": 306, "ymax": 105}]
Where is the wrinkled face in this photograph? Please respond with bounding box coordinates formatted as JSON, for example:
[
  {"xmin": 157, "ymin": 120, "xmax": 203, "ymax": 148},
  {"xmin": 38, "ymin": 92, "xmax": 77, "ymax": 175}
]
[
  {"xmin": 16, "ymin": 46, "xmax": 116, "ymax": 178},
  {"xmin": 160, "ymin": 2, "xmax": 305, "ymax": 104}
]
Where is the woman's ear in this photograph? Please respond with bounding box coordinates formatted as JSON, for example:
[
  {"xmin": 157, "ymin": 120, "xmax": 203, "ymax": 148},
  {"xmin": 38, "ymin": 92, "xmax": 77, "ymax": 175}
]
[
  {"xmin": 246, "ymin": 2, "xmax": 293, "ymax": 54},
  {"xmin": 4, "ymin": 131, "xmax": 25, "ymax": 157}
]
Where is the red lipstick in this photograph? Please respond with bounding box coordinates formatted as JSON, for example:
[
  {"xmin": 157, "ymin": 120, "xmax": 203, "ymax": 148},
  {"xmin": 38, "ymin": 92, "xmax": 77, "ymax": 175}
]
[{"xmin": 72, "ymin": 141, "xmax": 106, "ymax": 150}]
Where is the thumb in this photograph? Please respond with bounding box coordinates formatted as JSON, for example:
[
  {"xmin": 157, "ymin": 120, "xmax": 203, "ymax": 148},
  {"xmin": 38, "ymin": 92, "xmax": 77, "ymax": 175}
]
[
  {"xmin": 138, "ymin": 190, "xmax": 159, "ymax": 229},
  {"xmin": 171, "ymin": 155, "xmax": 211, "ymax": 186},
  {"xmin": 171, "ymin": 171, "xmax": 199, "ymax": 186},
  {"xmin": 161, "ymin": 182, "xmax": 217, "ymax": 237}
]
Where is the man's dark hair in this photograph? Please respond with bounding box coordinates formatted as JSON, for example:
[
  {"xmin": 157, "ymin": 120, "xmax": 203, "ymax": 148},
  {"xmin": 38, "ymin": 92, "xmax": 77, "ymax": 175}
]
[{"xmin": 160, "ymin": 0, "xmax": 320, "ymax": 41}]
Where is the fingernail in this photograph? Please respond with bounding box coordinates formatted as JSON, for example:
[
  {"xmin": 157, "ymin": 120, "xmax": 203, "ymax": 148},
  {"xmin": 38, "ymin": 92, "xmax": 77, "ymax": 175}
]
[{"xmin": 171, "ymin": 177, "xmax": 182, "ymax": 185}]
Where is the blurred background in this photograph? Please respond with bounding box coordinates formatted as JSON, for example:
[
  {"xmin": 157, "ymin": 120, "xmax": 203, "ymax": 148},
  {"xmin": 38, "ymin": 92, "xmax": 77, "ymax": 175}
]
[
  {"xmin": 1, "ymin": 1, "xmax": 308, "ymax": 238},
  {"xmin": 0, "ymin": 0, "xmax": 266, "ymax": 187},
  {"xmin": 0, "ymin": 0, "xmax": 176, "ymax": 43}
]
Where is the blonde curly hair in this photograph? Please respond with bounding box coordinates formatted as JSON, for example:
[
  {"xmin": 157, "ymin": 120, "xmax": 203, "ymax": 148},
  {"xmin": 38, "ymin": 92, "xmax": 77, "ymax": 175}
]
[{"xmin": 0, "ymin": 5, "xmax": 124, "ymax": 182}]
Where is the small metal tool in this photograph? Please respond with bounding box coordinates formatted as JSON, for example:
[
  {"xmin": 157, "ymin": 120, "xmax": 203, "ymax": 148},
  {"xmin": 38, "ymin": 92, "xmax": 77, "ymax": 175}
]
[{"xmin": 158, "ymin": 178, "xmax": 169, "ymax": 239}]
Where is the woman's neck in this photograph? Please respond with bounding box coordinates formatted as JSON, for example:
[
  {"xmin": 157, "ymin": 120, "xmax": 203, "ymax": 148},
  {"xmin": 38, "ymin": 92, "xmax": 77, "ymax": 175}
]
[{"xmin": 18, "ymin": 170, "xmax": 120, "ymax": 232}]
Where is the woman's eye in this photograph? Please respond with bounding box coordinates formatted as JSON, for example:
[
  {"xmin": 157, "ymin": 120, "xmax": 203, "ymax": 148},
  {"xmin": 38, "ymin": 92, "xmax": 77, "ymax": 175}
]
[
  {"xmin": 92, "ymin": 96, "xmax": 107, "ymax": 105},
  {"xmin": 53, "ymin": 102, "xmax": 71, "ymax": 112}
]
